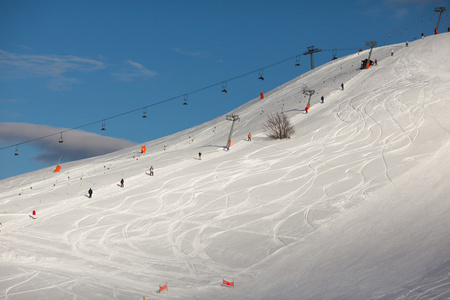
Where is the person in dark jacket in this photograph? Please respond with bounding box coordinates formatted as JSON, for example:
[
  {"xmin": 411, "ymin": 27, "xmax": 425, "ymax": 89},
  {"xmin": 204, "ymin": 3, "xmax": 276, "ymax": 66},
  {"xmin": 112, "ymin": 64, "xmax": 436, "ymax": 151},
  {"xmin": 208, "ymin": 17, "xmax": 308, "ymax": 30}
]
[
  {"xmin": 88, "ymin": 188, "xmax": 93, "ymax": 198},
  {"xmin": 120, "ymin": 178, "xmax": 124, "ymax": 188},
  {"xmin": 321, "ymin": 96, "xmax": 324, "ymax": 103}
]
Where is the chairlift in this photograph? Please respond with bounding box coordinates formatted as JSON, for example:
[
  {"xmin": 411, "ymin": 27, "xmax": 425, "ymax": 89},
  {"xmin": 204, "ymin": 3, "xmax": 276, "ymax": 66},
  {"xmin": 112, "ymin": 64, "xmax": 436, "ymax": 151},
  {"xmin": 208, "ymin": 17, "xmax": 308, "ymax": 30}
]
[
  {"xmin": 142, "ymin": 107, "xmax": 147, "ymax": 118},
  {"xmin": 258, "ymin": 69, "xmax": 264, "ymax": 80},
  {"xmin": 14, "ymin": 146, "xmax": 19, "ymax": 156},
  {"xmin": 101, "ymin": 120, "xmax": 106, "ymax": 131},
  {"xmin": 295, "ymin": 55, "xmax": 301, "ymax": 66},
  {"xmin": 183, "ymin": 94, "xmax": 188, "ymax": 105},
  {"xmin": 221, "ymin": 82, "xmax": 228, "ymax": 93},
  {"xmin": 332, "ymin": 49, "xmax": 338, "ymax": 60},
  {"xmin": 59, "ymin": 133, "xmax": 64, "ymax": 143}
]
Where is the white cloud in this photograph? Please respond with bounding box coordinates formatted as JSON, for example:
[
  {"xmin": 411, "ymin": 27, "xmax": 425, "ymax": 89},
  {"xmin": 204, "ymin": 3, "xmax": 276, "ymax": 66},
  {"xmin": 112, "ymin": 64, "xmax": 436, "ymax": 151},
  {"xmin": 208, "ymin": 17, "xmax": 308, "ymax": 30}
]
[
  {"xmin": 112, "ymin": 59, "xmax": 157, "ymax": 82},
  {"xmin": 0, "ymin": 50, "xmax": 105, "ymax": 90},
  {"xmin": 0, "ymin": 123, "xmax": 136, "ymax": 164}
]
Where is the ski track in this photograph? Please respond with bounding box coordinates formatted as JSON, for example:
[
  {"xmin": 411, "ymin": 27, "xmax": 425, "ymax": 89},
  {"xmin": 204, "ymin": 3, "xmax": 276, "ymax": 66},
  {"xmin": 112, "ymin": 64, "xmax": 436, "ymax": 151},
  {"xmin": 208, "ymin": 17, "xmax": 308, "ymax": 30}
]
[{"xmin": 1, "ymin": 36, "xmax": 450, "ymax": 299}]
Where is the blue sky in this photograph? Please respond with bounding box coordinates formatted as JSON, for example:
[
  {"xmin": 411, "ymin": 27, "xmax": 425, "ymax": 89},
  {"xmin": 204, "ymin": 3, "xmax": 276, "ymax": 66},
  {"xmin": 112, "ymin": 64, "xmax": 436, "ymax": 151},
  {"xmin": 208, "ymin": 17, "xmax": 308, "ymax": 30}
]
[{"xmin": 1, "ymin": 0, "xmax": 448, "ymax": 180}]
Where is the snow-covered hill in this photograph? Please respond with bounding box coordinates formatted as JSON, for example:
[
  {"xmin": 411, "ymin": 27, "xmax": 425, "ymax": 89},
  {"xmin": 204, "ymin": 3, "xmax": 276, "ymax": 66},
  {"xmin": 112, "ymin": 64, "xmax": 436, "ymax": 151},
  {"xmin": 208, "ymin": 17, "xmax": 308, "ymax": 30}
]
[{"xmin": 1, "ymin": 33, "xmax": 450, "ymax": 300}]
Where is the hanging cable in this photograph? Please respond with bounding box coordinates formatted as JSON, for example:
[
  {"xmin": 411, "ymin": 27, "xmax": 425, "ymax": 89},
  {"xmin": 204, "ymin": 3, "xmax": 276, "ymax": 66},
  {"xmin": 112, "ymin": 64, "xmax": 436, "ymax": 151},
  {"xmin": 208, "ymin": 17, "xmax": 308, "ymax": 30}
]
[{"xmin": 8, "ymin": 26, "xmax": 436, "ymax": 153}]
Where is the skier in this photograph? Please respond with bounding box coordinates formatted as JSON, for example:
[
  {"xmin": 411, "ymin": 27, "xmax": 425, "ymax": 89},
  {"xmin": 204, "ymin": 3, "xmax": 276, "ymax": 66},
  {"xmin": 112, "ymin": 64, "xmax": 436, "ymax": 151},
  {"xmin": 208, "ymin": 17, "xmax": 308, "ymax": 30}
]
[
  {"xmin": 88, "ymin": 188, "xmax": 93, "ymax": 198},
  {"xmin": 321, "ymin": 96, "xmax": 324, "ymax": 103},
  {"xmin": 248, "ymin": 133, "xmax": 251, "ymax": 141},
  {"xmin": 421, "ymin": 33, "xmax": 424, "ymax": 39},
  {"xmin": 341, "ymin": 83, "xmax": 344, "ymax": 90},
  {"xmin": 391, "ymin": 49, "xmax": 394, "ymax": 56},
  {"xmin": 198, "ymin": 152, "xmax": 202, "ymax": 160},
  {"xmin": 120, "ymin": 178, "xmax": 124, "ymax": 188},
  {"xmin": 305, "ymin": 105, "xmax": 309, "ymax": 114},
  {"xmin": 375, "ymin": 59, "xmax": 378, "ymax": 66},
  {"xmin": 149, "ymin": 166, "xmax": 154, "ymax": 176},
  {"xmin": 405, "ymin": 41, "xmax": 408, "ymax": 47}
]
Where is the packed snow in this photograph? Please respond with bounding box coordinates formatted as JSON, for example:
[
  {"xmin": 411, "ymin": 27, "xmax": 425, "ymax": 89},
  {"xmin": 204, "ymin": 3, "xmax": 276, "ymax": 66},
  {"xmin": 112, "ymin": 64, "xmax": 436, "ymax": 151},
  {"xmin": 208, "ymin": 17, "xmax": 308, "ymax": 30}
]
[{"xmin": 1, "ymin": 33, "xmax": 450, "ymax": 299}]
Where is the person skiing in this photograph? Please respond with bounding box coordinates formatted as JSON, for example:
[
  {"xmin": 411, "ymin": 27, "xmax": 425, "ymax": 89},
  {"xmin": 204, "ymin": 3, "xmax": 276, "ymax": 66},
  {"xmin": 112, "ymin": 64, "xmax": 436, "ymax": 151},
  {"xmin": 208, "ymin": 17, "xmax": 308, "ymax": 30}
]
[
  {"xmin": 321, "ymin": 96, "xmax": 324, "ymax": 103},
  {"xmin": 248, "ymin": 133, "xmax": 251, "ymax": 141},
  {"xmin": 149, "ymin": 166, "xmax": 154, "ymax": 176},
  {"xmin": 305, "ymin": 105, "xmax": 309, "ymax": 114},
  {"xmin": 341, "ymin": 83, "xmax": 344, "ymax": 90},
  {"xmin": 421, "ymin": 32, "xmax": 424, "ymax": 39},
  {"xmin": 198, "ymin": 152, "xmax": 202, "ymax": 160},
  {"xmin": 391, "ymin": 49, "xmax": 394, "ymax": 56},
  {"xmin": 405, "ymin": 41, "xmax": 408, "ymax": 47},
  {"xmin": 120, "ymin": 178, "xmax": 124, "ymax": 188},
  {"xmin": 88, "ymin": 188, "xmax": 93, "ymax": 198}
]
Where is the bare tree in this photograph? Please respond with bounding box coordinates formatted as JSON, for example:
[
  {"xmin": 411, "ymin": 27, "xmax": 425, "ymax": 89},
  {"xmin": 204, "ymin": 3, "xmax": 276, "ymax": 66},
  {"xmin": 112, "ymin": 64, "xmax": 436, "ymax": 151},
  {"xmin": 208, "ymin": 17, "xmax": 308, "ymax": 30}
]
[{"xmin": 264, "ymin": 112, "xmax": 295, "ymax": 139}]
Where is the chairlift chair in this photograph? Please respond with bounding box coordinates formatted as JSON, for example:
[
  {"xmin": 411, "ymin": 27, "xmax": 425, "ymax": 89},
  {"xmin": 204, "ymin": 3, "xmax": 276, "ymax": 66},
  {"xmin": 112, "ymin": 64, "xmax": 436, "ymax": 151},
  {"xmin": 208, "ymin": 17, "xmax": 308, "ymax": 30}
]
[
  {"xmin": 183, "ymin": 94, "xmax": 188, "ymax": 105},
  {"xmin": 14, "ymin": 146, "xmax": 19, "ymax": 156},
  {"xmin": 258, "ymin": 69, "xmax": 264, "ymax": 80},
  {"xmin": 221, "ymin": 82, "xmax": 228, "ymax": 93},
  {"xmin": 101, "ymin": 120, "xmax": 106, "ymax": 131},
  {"xmin": 59, "ymin": 133, "xmax": 64, "ymax": 143},
  {"xmin": 295, "ymin": 55, "xmax": 301, "ymax": 66},
  {"xmin": 332, "ymin": 49, "xmax": 338, "ymax": 60},
  {"xmin": 142, "ymin": 108, "xmax": 147, "ymax": 118}
]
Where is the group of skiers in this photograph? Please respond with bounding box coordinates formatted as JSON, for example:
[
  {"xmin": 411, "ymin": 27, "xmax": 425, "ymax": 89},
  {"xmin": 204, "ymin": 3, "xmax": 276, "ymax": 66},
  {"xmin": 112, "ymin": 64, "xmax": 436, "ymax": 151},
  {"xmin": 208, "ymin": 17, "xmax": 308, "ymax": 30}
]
[{"xmin": 87, "ymin": 167, "xmax": 155, "ymax": 198}]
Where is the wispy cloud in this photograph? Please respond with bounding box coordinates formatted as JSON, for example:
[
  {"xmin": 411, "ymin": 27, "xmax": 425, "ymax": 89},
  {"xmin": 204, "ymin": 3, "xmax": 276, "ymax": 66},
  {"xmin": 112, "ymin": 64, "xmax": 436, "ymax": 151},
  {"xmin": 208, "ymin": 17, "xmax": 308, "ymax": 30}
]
[
  {"xmin": 0, "ymin": 123, "xmax": 136, "ymax": 164},
  {"xmin": 0, "ymin": 50, "xmax": 105, "ymax": 90},
  {"xmin": 112, "ymin": 59, "xmax": 157, "ymax": 82},
  {"xmin": 172, "ymin": 47, "xmax": 203, "ymax": 57}
]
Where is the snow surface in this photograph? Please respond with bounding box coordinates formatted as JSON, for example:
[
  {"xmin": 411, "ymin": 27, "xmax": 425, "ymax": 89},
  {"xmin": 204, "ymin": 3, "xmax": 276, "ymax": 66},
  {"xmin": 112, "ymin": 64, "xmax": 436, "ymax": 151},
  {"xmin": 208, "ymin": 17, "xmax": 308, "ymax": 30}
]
[{"xmin": 1, "ymin": 33, "xmax": 450, "ymax": 300}]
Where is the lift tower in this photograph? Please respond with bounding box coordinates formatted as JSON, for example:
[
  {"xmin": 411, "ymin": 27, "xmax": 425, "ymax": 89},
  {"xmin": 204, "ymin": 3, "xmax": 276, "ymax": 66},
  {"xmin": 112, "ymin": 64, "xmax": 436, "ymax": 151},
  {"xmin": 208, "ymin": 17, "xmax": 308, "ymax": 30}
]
[
  {"xmin": 303, "ymin": 88, "xmax": 315, "ymax": 110},
  {"xmin": 364, "ymin": 41, "xmax": 377, "ymax": 69},
  {"xmin": 434, "ymin": 7, "xmax": 446, "ymax": 34},
  {"xmin": 225, "ymin": 114, "xmax": 240, "ymax": 150},
  {"xmin": 303, "ymin": 46, "xmax": 322, "ymax": 70}
]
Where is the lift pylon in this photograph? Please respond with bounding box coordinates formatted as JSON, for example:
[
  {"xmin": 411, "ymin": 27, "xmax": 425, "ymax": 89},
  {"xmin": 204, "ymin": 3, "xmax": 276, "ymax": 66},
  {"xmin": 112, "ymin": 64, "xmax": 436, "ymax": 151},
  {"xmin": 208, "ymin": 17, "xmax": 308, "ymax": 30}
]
[{"xmin": 225, "ymin": 114, "xmax": 240, "ymax": 150}]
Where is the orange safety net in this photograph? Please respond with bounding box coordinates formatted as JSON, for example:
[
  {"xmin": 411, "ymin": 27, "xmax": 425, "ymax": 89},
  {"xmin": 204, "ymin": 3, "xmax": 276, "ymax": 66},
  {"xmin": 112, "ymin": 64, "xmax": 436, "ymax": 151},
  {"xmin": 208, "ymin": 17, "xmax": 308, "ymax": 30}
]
[
  {"xmin": 141, "ymin": 146, "xmax": 146, "ymax": 153},
  {"xmin": 54, "ymin": 165, "xmax": 61, "ymax": 172},
  {"xmin": 159, "ymin": 283, "xmax": 167, "ymax": 292},
  {"xmin": 260, "ymin": 92, "xmax": 264, "ymax": 100}
]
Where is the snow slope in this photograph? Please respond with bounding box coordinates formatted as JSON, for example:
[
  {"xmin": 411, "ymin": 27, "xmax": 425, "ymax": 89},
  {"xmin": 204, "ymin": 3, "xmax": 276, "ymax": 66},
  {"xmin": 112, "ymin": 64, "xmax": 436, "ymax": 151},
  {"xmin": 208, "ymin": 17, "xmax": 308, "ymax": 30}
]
[{"xmin": 1, "ymin": 33, "xmax": 450, "ymax": 300}]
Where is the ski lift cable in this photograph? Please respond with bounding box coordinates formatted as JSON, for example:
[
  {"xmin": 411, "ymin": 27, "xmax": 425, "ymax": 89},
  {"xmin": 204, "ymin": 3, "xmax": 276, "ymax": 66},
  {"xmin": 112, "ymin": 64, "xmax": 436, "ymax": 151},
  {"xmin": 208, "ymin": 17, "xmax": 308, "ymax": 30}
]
[
  {"xmin": 0, "ymin": 12, "xmax": 435, "ymax": 152},
  {"xmin": 0, "ymin": 46, "xmax": 406, "ymax": 152}
]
